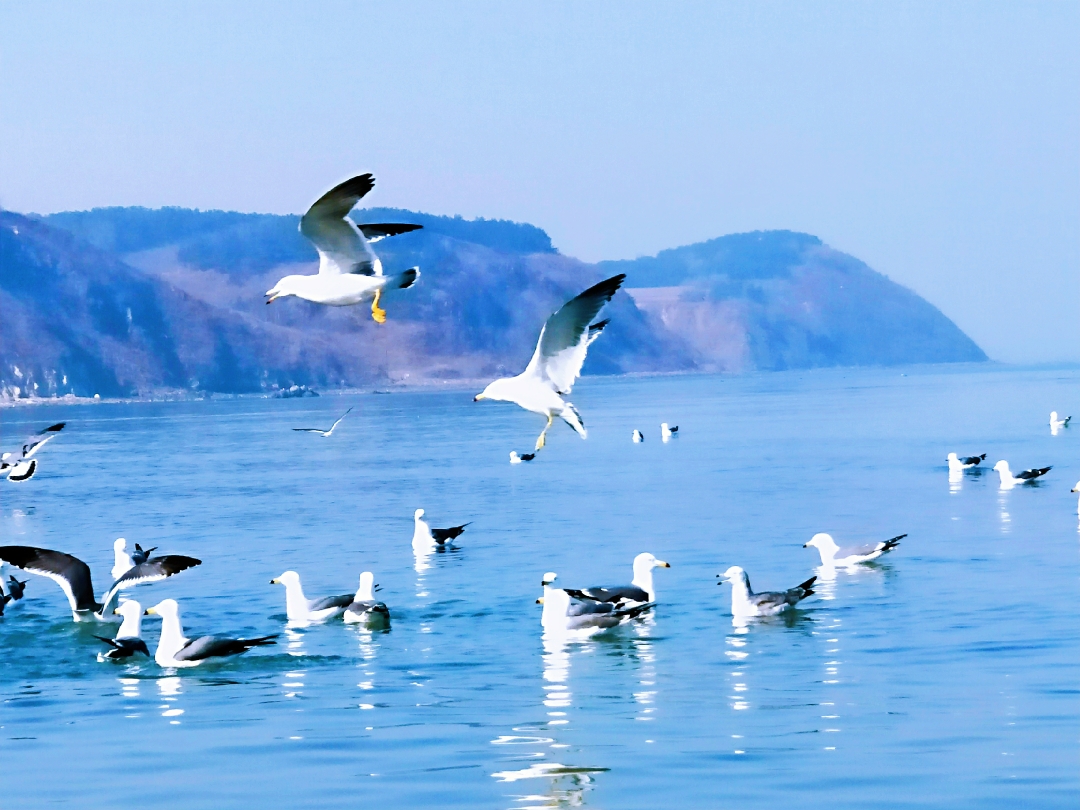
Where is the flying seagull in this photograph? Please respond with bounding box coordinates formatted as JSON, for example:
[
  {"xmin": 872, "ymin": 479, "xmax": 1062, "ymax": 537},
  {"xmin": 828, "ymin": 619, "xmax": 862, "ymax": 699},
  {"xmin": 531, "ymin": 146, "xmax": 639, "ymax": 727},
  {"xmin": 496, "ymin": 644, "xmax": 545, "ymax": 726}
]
[
  {"xmin": 947, "ymin": 452, "xmax": 986, "ymax": 471},
  {"xmin": 270, "ymin": 570, "xmax": 354, "ymax": 623},
  {"xmin": 95, "ymin": 600, "xmax": 151, "ymax": 661},
  {"xmin": 718, "ymin": 566, "xmax": 816, "ymax": 618},
  {"xmin": 538, "ymin": 573, "xmax": 652, "ymax": 634},
  {"xmin": 1, "ymin": 422, "xmax": 65, "ymax": 482},
  {"xmin": 292, "ymin": 407, "xmax": 353, "ymax": 437},
  {"xmin": 0, "ymin": 545, "xmax": 201, "ymax": 622},
  {"xmin": 145, "ymin": 598, "xmax": 277, "ymax": 668},
  {"xmin": 561, "ymin": 553, "xmax": 670, "ymax": 607},
  {"xmin": 993, "ymin": 460, "xmax": 1051, "ymax": 488},
  {"xmin": 474, "ymin": 274, "xmax": 626, "ymax": 451},
  {"xmin": 343, "ymin": 571, "xmax": 390, "ymax": 626},
  {"xmin": 265, "ymin": 174, "xmax": 421, "ymax": 323},
  {"xmin": 412, "ymin": 509, "xmax": 470, "ymax": 550},
  {"xmin": 803, "ymin": 533, "xmax": 905, "ymax": 567},
  {"xmin": 661, "ymin": 423, "xmax": 678, "ymax": 441},
  {"xmin": 509, "ymin": 451, "xmax": 536, "ymax": 464}
]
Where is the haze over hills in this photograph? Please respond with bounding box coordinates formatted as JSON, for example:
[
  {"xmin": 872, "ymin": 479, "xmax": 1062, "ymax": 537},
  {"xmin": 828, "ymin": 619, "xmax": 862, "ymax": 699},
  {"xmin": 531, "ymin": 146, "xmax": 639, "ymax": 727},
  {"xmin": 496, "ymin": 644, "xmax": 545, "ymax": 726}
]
[{"xmin": 0, "ymin": 206, "xmax": 985, "ymax": 401}]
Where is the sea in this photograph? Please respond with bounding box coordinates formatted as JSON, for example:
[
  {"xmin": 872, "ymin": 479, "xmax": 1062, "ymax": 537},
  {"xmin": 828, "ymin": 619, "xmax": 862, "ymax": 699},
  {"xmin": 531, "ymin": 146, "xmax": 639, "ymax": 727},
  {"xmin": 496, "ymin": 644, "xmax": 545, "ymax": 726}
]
[{"xmin": 1, "ymin": 364, "xmax": 1077, "ymax": 809}]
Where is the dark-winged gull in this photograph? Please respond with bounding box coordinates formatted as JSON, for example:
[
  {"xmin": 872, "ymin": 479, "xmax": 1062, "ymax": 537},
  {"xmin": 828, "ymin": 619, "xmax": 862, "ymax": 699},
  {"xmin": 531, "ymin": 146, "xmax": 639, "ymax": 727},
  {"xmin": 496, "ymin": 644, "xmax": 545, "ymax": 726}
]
[
  {"xmin": 561, "ymin": 552, "xmax": 670, "ymax": 607},
  {"xmin": 270, "ymin": 570, "xmax": 353, "ymax": 623},
  {"xmin": 0, "ymin": 545, "xmax": 201, "ymax": 622},
  {"xmin": 538, "ymin": 573, "xmax": 652, "ymax": 635},
  {"xmin": 343, "ymin": 572, "xmax": 390, "ymax": 627},
  {"xmin": 95, "ymin": 600, "xmax": 151, "ymax": 661},
  {"xmin": 947, "ymin": 452, "xmax": 986, "ymax": 471},
  {"xmin": 803, "ymin": 533, "xmax": 905, "ymax": 567},
  {"xmin": 412, "ymin": 509, "xmax": 470, "ymax": 550},
  {"xmin": 1, "ymin": 422, "xmax": 65, "ymax": 482},
  {"xmin": 993, "ymin": 460, "xmax": 1051, "ymax": 488},
  {"xmin": 661, "ymin": 423, "xmax": 678, "ymax": 441},
  {"xmin": 509, "ymin": 451, "xmax": 536, "ymax": 464},
  {"xmin": 145, "ymin": 598, "xmax": 277, "ymax": 668},
  {"xmin": 1050, "ymin": 411, "xmax": 1071, "ymax": 431},
  {"xmin": 474, "ymin": 274, "xmax": 626, "ymax": 451},
  {"xmin": 718, "ymin": 567, "xmax": 816, "ymax": 618},
  {"xmin": 292, "ymin": 407, "xmax": 353, "ymax": 437},
  {"xmin": 265, "ymin": 174, "xmax": 421, "ymax": 323},
  {"xmin": 632, "ymin": 429, "xmax": 644, "ymax": 443}
]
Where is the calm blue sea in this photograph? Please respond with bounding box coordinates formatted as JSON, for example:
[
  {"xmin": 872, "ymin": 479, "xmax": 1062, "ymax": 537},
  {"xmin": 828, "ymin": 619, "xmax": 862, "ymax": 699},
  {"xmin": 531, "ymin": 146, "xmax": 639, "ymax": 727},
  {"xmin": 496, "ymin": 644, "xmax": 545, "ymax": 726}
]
[{"xmin": 1, "ymin": 365, "xmax": 1077, "ymax": 809}]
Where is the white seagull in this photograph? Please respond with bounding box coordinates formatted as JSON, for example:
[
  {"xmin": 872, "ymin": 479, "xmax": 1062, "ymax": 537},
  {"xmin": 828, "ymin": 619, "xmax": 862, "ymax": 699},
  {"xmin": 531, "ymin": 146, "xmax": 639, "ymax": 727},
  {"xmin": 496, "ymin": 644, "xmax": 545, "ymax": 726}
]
[
  {"xmin": 412, "ymin": 509, "xmax": 470, "ymax": 550},
  {"xmin": 343, "ymin": 571, "xmax": 390, "ymax": 626},
  {"xmin": 632, "ymin": 429, "xmax": 644, "ymax": 443},
  {"xmin": 947, "ymin": 452, "xmax": 986, "ymax": 471},
  {"xmin": 509, "ymin": 451, "xmax": 536, "ymax": 464},
  {"xmin": 265, "ymin": 174, "xmax": 421, "ymax": 323},
  {"xmin": 560, "ymin": 552, "xmax": 670, "ymax": 607},
  {"xmin": 993, "ymin": 460, "xmax": 1051, "ymax": 488},
  {"xmin": 718, "ymin": 566, "xmax": 816, "ymax": 618},
  {"xmin": 474, "ymin": 274, "xmax": 626, "ymax": 451},
  {"xmin": 292, "ymin": 407, "xmax": 353, "ymax": 437},
  {"xmin": 95, "ymin": 600, "xmax": 151, "ymax": 661},
  {"xmin": 1071, "ymin": 480, "xmax": 1080, "ymax": 516},
  {"xmin": 111, "ymin": 538, "xmax": 134, "ymax": 581},
  {"xmin": 661, "ymin": 423, "xmax": 678, "ymax": 441},
  {"xmin": 1, "ymin": 422, "xmax": 65, "ymax": 482},
  {"xmin": 538, "ymin": 572, "xmax": 652, "ymax": 635},
  {"xmin": 145, "ymin": 599, "xmax": 277, "ymax": 668},
  {"xmin": 270, "ymin": 570, "xmax": 354, "ymax": 623},
  {"xmin": 1050, "ymin": 411, "xmax": 1071, "ymax": 432},
  {"xmin": 803, "ymin": 533, "xmax": 905, "ymax": 567}
]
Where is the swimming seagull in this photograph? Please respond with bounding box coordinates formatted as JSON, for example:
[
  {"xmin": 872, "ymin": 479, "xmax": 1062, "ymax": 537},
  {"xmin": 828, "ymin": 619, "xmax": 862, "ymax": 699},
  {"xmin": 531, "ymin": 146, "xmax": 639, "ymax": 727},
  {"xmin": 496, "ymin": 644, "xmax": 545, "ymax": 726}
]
[
  {"xmin": 1, "ymin": 422, "xmax": 65, "ymax": 482},
  {"xmin": 265, "ymin": 174, "xmax": 421, "ymax": 323},
  {"xmin": 95, "ymin": 600, "xmax": 151, "ymax": 661},
  {"xmin": 1072, "ymin": 481, "xmax": 1080, "ymax": 515},
  {"xmin": 111, "ymin": 538, "xmax": 135, "ymax": 580},
  {"xmin": 947, "ymin": 452, "xmax": 986, "ymax": 471},
  {"xmin": 270, "ymin": 570, "xmax": 354, "ymax": 623},
  {"xmin": 803, "ymin": 533, "xmax": 905, "ymax": 567},
  {"xmin": 0, "ymin": 545, "xmax": 201, "ymax": 622},
  {"xmin": 292, "ymin": 407, "xmax": 353, "ymax": 437},
  {"xmin": 343, "ymin": 572, "xmax": 390, "ymax": 626},
  {"xmin": 509, "ymin": 451, "xmax": 536, "ymax": 464},
  {"xmin": 717, "ymin": 567, "xmax": 816, "ymax": 618},
  {"xmin": 538, "ymin": 573, "xmax": 652, "ymax": 634},
  {"xmin": 474, "ymin": 274, "xmax": 626, "ymax": 451},
  {"xmin": 1050, "ymin": 411, "xmax": 1071, "ymax": 430},
  {"xmin": 661, "ymin": 423, "xmax": 678, "ymax": 441},
  {"xmin": 993, "ymin": 460, "xmax": 1051, "ymax": 487},
  {"xmin": 561, "ymin": 552, "xmax": 670, "ymax": 607},
  {"xmin": 412, "ymin": 509, "xmax": 470, "ymax": 550},
  {"xmin": 145, "ymin": 598, "xmax": 278, "ymax": 668},
  {"xmin": 632, "ymin": 430, "xmax": 644, "ymax": 443}
]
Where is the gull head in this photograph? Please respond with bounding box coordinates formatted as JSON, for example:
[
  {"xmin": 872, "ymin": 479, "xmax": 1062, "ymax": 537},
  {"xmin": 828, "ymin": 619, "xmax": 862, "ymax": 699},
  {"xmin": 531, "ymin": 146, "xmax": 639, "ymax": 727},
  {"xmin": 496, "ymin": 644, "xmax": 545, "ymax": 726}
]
[
  {"xmin": 113, "ymin": 599, "xmax": 142, "ymax": 621},
  {"xmin": 145, "ymin": 598, "xmax": 179, "ymax": 618},
  {"xmin": 271, "ymin": 570, "xmax": 300, "ymax": 587},
  {"xmin": 474, "ymin": 378, "xmax": 514, "ymax": 403},
  {"xmin": 993, "ymin": 460, "xmax": 1010, "ymax": 473},
  {"xmin": 113, "ymin": 538, "xmax": 127, "ymax": 552},
  {"xmin": 265, "ymin": 275, "xmax": 305, "ymax": 304},
  {"xmin": 947, "ymin": 452, "xmax": 959, "ymax": 462},
  {"xmin": 633, "ymin": 552, "xmax": 670, "ymax": 574},
  {"xmin": 717, "ymin": 566, "xmax": 745, "ymax": 585},
  {"xmin": 1051, "ymin": 411, "xmax": 1058, "ymax": 422},
  {"xmin": 1072, "ymin": 480, "xmax": 1080, "ymax": 493},
  {"xmin": 541, "ymin": 572, "xmax": 558, "ymax": 586},
  {"xmin": 356, "ymin": 571, "xmax": 375, "ymax": 600},
  {"xmin": 414, "ymin": 508, "xmax": 425, "ymax": 520},
  {"xmin": 804, "ymin": 532, "xmax": 838, "ymax": 552}
]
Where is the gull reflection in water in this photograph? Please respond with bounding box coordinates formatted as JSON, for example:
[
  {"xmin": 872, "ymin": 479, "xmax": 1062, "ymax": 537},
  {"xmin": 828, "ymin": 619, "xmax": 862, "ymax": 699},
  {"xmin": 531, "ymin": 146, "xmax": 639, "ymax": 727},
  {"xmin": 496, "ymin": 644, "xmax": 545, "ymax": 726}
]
[
  {"xmin": 119, "ymin": 677, "xmax": 141, "ymax": 718},
  {"xmin": 814, "ymin": 614, "xmax": 845, "ymax": 750},
  {"xmin": 949, "ymin": 468, "xmax": 962, "ymax": 494},
  {"xmin": 156, "ymin": 676, "xmax": 184, "ymax": 724},
  {"xmin": 353, "ymin": 626, "xmax": 383, "ymax": 712},
  {"xmin": 997, "ymin": 491, "xmax": 1011, "ymax": 534},
  {"xmin": 629, "ymin": 615, "xmax": 658, "ymax": 724}
]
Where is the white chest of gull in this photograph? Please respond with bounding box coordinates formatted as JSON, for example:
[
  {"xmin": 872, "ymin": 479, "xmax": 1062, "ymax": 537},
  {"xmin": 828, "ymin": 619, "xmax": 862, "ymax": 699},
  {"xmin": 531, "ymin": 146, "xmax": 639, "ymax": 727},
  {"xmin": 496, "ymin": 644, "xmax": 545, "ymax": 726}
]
[
  {"xmin": 343, "ymin": 571, "xmax": 390, "ymax": 627},
  {"xmin": 292, "ymin": 407, "xmax": 353, "ymax": 437},
  {"xmin": 993, "ymin": 460, "xmax": 1051, "ymax": 488},
  {"xmin": 1, "ymin": 422, "xmax": 64, "ymax": 482},
  {"xmin": 265, "ymin": 174, "xmax": 421, "ymax": 323},
  {"xmin": 561, "ymin": 552, "xmax": 670, "ymax": 607},
  {"xmin": 804, "ymin": 533, "xmax": 904, "ymax": 567},
  {"xmin": 947, "ymin": 452, "xmax": 986, "ymax": 471},
  {"xmin": 538, "ymin": 573, "xmax": 652, "ymax": 636},
  {"xmin": 474, "ymin": 274, "xmax": 626, "ymax": 451},
  {"xmin": 145, "ymin": 599, "xmax": 278, "ymax": 668},
  {"xmin": 271, "ymin": 571, "xmax": 354, "ymax": 623},
  {"xmin": 718, "ymin": 567, "xmax": 816, "ymax": 618},
  {"xmin": 0, "ymin": 545, "xmax": 201, "ymax": 622},
  {"xmin": 95, "ymin": 600, "xmax": 151, "ymax": 661},
  {"xmin": 412, "ymin": 509, "xmax": 470, "ymax": 551}
]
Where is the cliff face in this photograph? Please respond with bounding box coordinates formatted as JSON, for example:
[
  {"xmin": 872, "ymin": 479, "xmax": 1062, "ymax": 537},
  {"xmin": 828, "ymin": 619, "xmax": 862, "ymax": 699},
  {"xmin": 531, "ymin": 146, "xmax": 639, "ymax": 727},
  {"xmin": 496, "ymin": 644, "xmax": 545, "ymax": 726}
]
[{"xmin": 0, "ymin": 208, "xmax": 985, "ymax": 401}]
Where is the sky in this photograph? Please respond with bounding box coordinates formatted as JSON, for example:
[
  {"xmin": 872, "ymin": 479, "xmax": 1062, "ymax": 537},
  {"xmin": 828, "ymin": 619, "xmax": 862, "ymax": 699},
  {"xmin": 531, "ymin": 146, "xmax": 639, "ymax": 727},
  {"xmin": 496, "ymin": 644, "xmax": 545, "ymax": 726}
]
[{"xmin": 2, "ymin": 1, "xmax": 1077, "ymax": 364}]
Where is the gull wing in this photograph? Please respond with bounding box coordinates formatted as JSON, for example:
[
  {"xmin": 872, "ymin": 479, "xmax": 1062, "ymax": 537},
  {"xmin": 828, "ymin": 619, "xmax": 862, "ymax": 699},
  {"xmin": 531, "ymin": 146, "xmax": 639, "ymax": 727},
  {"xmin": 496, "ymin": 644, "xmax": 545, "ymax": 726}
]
[
  {"xmin": 358, "ymin": 223, "xmax": 423, "ymax": 243},
  {"xmin": 21, "ymin": 423, "xmax": 65, "ymax": 460},
  {"xmin": 562, "ymin": 585, "xmax": 649, "ymax": 604},
  {"xmin": 300, "ymin": 175, "xmax": 379, "ymax": 276},
  {"xmin": 430, "ymin": 523, "xmax": 470, "ymax": 544},
  {"xmin": 1016, "ymin": 466, "xmax": 1051, "ymax": 480},
  {"xmin": 308, "ymin": 593, "xmax": 354, "ymax": 612},
  {"xmin": 0, "ymin": 545, "xmax": 96, "ymax": 613},
  {"xmin": 174, "ymin": 634, "xmax": 278, "ymax": 661},
  {"xmin": 523, "ymin": 275, "xmax": 625, "ymax": 394},
  {"xmin": 99, "ymin": 555, "xmax": 202, "ymax": 616}
]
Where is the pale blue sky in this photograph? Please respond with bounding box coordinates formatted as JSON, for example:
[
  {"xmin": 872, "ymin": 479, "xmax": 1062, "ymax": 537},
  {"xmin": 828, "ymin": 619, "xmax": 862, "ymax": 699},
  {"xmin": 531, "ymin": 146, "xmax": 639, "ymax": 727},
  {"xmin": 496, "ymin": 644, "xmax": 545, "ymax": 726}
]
[{"xmin": 2, "ymin": 1, "xmax": 1077, "ymax": 363}]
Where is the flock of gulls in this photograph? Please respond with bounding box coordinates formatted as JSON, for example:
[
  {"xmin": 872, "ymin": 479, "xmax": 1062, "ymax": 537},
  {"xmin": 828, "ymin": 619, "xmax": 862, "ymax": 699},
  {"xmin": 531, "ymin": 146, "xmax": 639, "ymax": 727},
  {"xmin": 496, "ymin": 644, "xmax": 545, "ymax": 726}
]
[{"xmin": 1, "ymin": 173, "xmax": 1077, "ymax": 670}]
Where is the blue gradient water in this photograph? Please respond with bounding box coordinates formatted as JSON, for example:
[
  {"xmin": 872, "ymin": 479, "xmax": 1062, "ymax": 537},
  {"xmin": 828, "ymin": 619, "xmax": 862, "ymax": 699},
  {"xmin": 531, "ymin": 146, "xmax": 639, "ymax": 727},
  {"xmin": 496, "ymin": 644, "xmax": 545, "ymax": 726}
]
[{"xmin": 1, "ymin": 365, "xmax": 1077, "ymax": 809}]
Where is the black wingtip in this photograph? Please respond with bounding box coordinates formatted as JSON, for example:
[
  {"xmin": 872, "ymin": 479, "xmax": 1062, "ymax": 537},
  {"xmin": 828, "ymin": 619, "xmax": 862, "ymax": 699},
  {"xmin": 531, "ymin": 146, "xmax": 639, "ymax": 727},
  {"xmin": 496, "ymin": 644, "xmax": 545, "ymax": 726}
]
[
  {"xmin": 797, "ymin": 576, "xmax": 817, "ymax": 591},
  {"xmin": 43, "ymin": 423, "xmax": 66, "ymax": 433}
]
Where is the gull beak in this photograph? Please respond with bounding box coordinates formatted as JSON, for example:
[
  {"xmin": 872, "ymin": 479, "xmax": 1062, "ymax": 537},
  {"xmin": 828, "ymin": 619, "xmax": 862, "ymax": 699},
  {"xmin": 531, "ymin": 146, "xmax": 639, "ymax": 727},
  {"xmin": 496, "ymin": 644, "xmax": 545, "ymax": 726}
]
[
  {"xmin": 113, "ymin": 606, "xmax": 121, "ymax": 616},
  {"xmin": 803, "ymin": 542, "xmax": 810, "ymax": 548},
  {"xmin": 473, "ymin": 394, "xmax": 486, "ymax": 402},
  {"xmin": 265, "ymin": 291, "xmax": 281, "ymax": 305},
  {"xmin": 657, "ymin": 560, "xmax": 670, "ymax": 568},
  {"xmin": 270, "ymin": 578, "xmax": 279, "ymax": 584},
  {"xmin": 145, "ymin": 606, "xmax": 157, "ymax": 615},
  {"xmin": 536, "ymin": 597, "xmax": 544, "ymax": 605}
]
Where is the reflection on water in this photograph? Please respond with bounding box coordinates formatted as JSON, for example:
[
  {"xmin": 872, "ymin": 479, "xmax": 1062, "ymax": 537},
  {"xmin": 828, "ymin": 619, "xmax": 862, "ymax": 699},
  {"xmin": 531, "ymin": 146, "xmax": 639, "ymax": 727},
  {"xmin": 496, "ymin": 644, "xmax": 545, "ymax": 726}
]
[
  {"xmin": 815, "ymin": 614, "xmax": 844, "ymax": 750},
  {"xmin": 353, "ymin": 627, "xmax": 381, "ymax": 712},
  {"xmin": 998, "ymin": 492, "xmax": 1011, "ymax": 534},
  {"xmin": 119, "ymin": 677, "xmax": 141, "ymax": 718},
  {"xmin": 949, "ymin": 468, "xmax": 962, "ymax": 494},
  {"xmin": 156, "ymin": 676, "xmax": 184, "ymax": 724}
]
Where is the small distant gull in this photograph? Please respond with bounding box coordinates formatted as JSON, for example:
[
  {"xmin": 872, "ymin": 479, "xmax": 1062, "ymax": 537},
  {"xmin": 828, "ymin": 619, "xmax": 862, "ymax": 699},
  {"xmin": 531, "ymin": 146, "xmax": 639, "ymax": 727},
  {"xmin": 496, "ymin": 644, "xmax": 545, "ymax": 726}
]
[
  {"xmin": 538, "ymin": 573, "xmax": 652, "ymax": 634},
  {"xmin": 718, "ymin": 566, "xmax": 816, "ymax": 618},
  {"xmin": 993, "ymin": 460, "xmax": 1051, "ymax": 487},
  {"xmin": 1072, "ymin": 480, "xmax": 1080, "ymax": 515},
  {"xmin": 632, "ymin": 429, "xmax": 644, "ymax": 443},
  {"xmin": 1, "ymin": 422, "xmax": 65, "ymax": 482},
  {"xmin": 0, "ymin": 545, "xmax": 201, "ymax": 622},
  {"xmin": 95, "ymin": 600, "xmax": 151, "ymax": 661},
  {"xmin": 474, "ymin": 274, "xmax": 626, "ymax": 451},
  {"xmin": 343, "ymin": 571, "xmax": 390, "ymax": 626},
  {"xmin": 509, "ymin": 451, "xmax": 536, "ymax": 464},
  {"xmin": 145, "ymin": 598, "xmax": 278, "ymax": 668},
  {"xmin": 292, "ymin": 407, "xmax": 353, "ymax": 437},
  {"xmin": 265, "ymin": 174, "xmax": 421, "ymax": 323},
  {"xmin": 1050, "ymin": 411, "xmax": 1071, "ymax": 430},
  {"xmin": 803, "ymin": 533, "xmax": 905, "ymax": 567},
  {"xmin": 561, "ymin": 552, "xmax": 670, "ymax": 607},
  {"xmin": 271, "ymin": 570, "xmax": 353, "ymax": 623},
  {"xmin": 947, "ymin": 452, "xmax": 986, "ymax": 471},
  {"xmin": 412, "ymin": 509, "xmax": 470, "ymax": 550},
  {"xmin": 661, "ymin": 423, "xmax": 678, "ymax": 441}
]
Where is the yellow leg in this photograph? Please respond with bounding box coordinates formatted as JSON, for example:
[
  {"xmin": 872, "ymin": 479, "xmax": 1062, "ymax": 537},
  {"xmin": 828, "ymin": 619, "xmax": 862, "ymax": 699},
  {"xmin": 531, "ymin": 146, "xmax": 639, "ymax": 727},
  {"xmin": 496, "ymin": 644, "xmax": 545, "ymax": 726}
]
[
  {"xmin": 535, "ymin": 414, "xmax": 553, "ymax": 451},
  {"xmin": 371, "ymin": 289, "xmax": 387, "ymax": 324}
]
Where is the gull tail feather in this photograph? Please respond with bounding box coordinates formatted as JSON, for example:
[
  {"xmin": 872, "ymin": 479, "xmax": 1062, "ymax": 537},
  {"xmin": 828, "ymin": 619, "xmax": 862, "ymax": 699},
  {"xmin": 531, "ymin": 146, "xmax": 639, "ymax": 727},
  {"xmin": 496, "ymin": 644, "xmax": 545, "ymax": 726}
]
[
  {"xmin": 394, "ymin": 267, "xmax": 420, "ymax": 289},
  {"xmin": 561, "ymin": 403, "xmax": 586, "ymax": 438}
]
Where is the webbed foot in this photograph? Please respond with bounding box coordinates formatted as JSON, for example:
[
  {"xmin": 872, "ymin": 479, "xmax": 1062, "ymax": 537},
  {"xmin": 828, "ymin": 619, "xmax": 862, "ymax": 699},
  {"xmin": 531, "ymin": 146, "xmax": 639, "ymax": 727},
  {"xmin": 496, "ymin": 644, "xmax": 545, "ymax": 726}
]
[{"xmin": 371, "ymin": 289, "xmax": 387, "ymax": 324}]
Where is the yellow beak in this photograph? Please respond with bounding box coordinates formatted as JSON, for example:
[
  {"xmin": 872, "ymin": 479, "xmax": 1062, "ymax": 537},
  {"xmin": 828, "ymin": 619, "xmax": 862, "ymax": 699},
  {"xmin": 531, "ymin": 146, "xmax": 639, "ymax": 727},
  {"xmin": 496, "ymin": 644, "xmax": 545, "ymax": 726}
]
[
  {"xmin": 658, "ymin": 561, "xmax": 671, "ymax": 568},
  {"xmin": 536, "ymin": 597, "xmax": 544, "ymax": 604},
  {"xmin": 270, "ymin": 578, "xmax": 279, "ymax": 584},
  {"xmin": 145, "ymin": 606, "xmax": 158, "ymax": 616},
  {"xmin": 473, "ymin": 394, "xmax": 486, "ymax": 401}
]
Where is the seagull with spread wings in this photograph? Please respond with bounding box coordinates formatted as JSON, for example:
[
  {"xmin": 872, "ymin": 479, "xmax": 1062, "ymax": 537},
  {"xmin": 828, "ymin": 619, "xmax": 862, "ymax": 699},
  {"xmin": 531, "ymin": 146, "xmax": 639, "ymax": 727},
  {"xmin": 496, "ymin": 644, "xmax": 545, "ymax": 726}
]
[
  {"xmin": 292, "ymin": 407, "xmax": 353, "ymax": 437},
  {"xmin": 474, "ymin": 274, "xmax": 626, "ymax": 451},
  {"xmin": 265, "ymin": 174, "xmax": 421, "ymax": 323},
  {"xmin": 1, "ymin": 422, "xmax": 65, "ymax": 482}
]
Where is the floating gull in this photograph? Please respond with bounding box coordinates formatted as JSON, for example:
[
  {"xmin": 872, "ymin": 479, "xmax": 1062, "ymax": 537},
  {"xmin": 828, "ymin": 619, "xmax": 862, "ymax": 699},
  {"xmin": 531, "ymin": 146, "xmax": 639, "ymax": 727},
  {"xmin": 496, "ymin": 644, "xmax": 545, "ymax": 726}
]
[
  {"xmin": 0, "ymin": 545, "xmax": 201, "ymax": 622},
  {"xmin": 474, "ymin": 274, "xmax": 626, "ymax": 451},
  {"xmin": 292, "ymin": 407, "xmax": 353, "ymax": 437},
  {"xmin": 1072, "ymin": 481, "xmax": 1080, "ymax": 515},
  {"xmin": 538, "ymin": 573, "xmax": 652, "ymax": 634},
  {"xmin": 993, "ymin": 460, "xmax": 1051, "ymax": 488},
  {"xmin": 112, "ymin": 538, "xmax": 134, "ymax": 580},
  {"xmin": 145, "ymin": 598, "xmax": 278, "ymax": 668},
  {"xmin": 1050, "ymin": 411, "xmax": 1071, "ymax": 430},
  {"xmin": 718, "ymin": 567, "xmax": 816, "ymax": 618},
  {"xmin": 632, "ymin": 429, "xmax": 644, "ymax": 443},
  {"xmin": 947, "ymin": 452, "xmax": 986, "ymax": 471},
  {"xmin": 265, "ymin": 174, "xmax": 421, "ymax": 323},
  {"xmin": 412, "ymin": 509, "xmax": 470, "ymax": 550},
  {"xmin": 509, "ymin": 451, "xmax": 536, "ymax": 464},
  {"xmin": 561, "ymin": 553, "xmax": 670, "ymax": 607},
  {"xmin": 343, "ymin": 572, "xmax": 390, "ymax": 626},
  {"xmin": 95, "ymin": 600, "xmax": 151, "ymax": 661},
  {"xmin": 661, "ymin": 423, "xmax": 678, "ymax": 441},
  {"xmin": 1, "ymin": 422, "xmax": 65, "ymax": 482},
  {"xmin": 803, "ymin": 533, "xmax": 905, "ymax": 567},
  {"xmin": 271, "ymin": 570, "xmax": 353, "ymax": 623}
]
